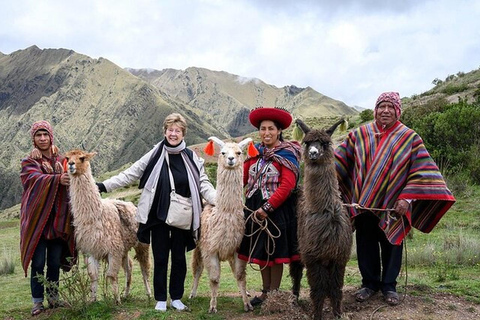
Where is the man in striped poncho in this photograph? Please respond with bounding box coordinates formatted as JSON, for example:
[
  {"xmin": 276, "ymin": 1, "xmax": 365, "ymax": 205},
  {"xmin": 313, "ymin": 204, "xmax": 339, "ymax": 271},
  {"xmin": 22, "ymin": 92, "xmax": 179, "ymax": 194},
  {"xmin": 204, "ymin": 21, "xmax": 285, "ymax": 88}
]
[
  {"xmin": 335, "ymin": 92, "xmax": 455, "ymax": 306},
  {"xmin": 20, "ymin": 120, "xmax": 76, "ymax": 316}
]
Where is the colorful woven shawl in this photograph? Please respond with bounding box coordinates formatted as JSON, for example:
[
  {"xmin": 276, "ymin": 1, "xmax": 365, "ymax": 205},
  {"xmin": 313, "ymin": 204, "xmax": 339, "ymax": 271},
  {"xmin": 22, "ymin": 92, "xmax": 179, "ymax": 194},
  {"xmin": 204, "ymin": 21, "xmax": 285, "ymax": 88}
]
[
  {"xmin": 335, "ymin": 121, "xmax": 455, "ymax": 245},
  {"xmin": 20, "ymin": 156, "xmax": 75, "ymax": 276}
]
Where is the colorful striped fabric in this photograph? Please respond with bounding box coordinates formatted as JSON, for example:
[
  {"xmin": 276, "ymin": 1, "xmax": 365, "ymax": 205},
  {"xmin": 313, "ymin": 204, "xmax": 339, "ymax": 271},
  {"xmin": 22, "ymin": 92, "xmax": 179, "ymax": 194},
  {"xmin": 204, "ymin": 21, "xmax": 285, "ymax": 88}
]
[
  {"xmin": 20, "ymin": 156, "xmax": 76, "ymax": 276},
  {"xmin": 335, "ymin": 121, "xmax": 455, "ymax": 245}
]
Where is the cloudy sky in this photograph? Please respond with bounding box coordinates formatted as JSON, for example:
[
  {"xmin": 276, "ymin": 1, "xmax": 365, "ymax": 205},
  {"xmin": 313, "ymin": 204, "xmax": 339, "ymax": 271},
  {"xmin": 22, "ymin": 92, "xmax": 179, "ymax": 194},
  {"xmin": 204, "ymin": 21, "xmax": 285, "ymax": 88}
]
[{"xmin": 1, "ymin": 0, "xmax": 479, "ymax": 109}]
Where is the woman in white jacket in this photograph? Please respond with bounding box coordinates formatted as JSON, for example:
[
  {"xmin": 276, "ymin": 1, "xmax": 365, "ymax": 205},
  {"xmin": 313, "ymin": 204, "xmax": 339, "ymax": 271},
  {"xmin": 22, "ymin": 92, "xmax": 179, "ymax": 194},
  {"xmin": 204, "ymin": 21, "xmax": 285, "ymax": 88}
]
[{"xmin": 96, "ymin": 113, "xmax": 216, "ymax": 312}]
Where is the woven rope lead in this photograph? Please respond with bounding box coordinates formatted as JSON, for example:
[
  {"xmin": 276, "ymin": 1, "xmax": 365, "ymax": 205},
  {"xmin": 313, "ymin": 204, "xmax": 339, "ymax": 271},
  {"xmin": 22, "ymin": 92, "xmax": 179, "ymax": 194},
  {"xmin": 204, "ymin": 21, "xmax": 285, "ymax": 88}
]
[{"xmin": 243, "ymin": 206, "xmax": 281, "ymax": 271}]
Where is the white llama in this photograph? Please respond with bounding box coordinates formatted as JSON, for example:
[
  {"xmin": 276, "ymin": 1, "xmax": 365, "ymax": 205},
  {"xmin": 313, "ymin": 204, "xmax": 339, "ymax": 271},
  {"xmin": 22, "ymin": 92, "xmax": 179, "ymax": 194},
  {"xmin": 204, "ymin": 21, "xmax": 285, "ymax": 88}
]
[
  {"xmin": 189, "ymin": 137, "xmax": 253, "ymax": 313},
  {"xmin": 65, "ymin": 149, "xmax": 152, "ymax": 304}
]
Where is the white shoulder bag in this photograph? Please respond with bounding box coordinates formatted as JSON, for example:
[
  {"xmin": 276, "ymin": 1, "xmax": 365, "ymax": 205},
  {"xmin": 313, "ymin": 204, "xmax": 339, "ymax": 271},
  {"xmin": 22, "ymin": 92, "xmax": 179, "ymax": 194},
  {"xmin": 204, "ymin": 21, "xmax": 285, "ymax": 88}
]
[{"xmin": 164, "ymin": 154, "xmax": 193, "ymax": 230}]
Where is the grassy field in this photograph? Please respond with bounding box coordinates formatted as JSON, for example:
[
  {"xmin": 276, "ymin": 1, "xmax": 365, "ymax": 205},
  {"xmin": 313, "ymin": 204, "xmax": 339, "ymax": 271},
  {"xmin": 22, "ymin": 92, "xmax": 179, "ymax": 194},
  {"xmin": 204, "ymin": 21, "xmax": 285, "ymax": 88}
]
[{"xmin": 1, "ymin": 125, "xmax": 479, "ymax": 320}]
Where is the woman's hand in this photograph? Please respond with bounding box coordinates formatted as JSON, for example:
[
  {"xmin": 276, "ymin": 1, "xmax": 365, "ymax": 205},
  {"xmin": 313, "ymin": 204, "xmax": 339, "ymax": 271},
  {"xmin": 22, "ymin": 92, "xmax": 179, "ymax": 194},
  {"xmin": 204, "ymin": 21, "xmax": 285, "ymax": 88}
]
[{"xmin": 255, "ymin": 207, "xmax": 268, "ymax": 220}]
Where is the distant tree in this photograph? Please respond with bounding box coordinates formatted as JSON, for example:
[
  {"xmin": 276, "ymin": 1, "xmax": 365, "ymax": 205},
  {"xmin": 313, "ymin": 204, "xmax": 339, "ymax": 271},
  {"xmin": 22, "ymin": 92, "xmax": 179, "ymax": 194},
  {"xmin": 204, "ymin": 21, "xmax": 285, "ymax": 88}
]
[
  {"xmin": 432, "ymin": 78, "xmax": 443, "ymax": 86},
  {"xmin": 359, "ymin": 109, "xmax": 374, "ymax": 122},
  {"xmin": 445, "ymin": 74, "xmax": 456, "ymax": 82}
]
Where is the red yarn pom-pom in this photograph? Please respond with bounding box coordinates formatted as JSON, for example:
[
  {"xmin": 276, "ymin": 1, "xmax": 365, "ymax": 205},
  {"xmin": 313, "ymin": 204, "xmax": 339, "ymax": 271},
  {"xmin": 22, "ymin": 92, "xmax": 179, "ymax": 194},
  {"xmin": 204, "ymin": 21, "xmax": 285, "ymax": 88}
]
[
  {"xmin": 204, "ymin": 140, "xmax": 215, "ymax": 156},
  {"xmin": 247, "ymin": 141, "xmax": 259, "ymax": 157}
]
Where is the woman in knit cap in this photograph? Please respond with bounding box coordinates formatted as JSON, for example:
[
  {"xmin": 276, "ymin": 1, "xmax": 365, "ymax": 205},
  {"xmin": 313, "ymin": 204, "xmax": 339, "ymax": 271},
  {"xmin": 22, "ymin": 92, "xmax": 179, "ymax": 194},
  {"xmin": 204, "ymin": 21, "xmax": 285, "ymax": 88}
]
[
  {"xmin": 335, "ymin": 92, "xmax": 455, "ymax": 306},
  {"xmin": 20, "ymin": 120, "xmax": 76, "ymax": 316},
  {"xmin": 237, "ymin": 107, "xmax": 302, "ymax": 306}
]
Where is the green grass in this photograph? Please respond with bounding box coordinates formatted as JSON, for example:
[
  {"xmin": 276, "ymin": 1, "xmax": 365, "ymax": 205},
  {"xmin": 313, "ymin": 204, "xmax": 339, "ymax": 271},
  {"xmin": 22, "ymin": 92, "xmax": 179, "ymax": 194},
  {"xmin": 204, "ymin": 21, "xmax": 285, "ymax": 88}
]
[{"xmin": 1, "ymin": 177, "xmax": 479, "ymax": 319}]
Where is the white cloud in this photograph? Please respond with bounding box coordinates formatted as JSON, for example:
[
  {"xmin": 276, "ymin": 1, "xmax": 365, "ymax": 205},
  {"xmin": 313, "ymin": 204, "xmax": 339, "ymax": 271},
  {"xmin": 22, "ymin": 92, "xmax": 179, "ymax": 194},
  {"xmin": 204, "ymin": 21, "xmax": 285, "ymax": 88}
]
[{"xmin": 1, "ymin": 0, "xmax": 479, "ymax": 109}]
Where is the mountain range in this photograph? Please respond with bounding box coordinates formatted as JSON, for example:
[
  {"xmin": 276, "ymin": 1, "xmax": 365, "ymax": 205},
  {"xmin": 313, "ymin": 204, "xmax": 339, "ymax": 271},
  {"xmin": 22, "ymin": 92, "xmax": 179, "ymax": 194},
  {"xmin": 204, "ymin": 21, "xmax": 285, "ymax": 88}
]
[{"xmin": 0, "ymin": 45, "xmax": 357, "ymax": 210}]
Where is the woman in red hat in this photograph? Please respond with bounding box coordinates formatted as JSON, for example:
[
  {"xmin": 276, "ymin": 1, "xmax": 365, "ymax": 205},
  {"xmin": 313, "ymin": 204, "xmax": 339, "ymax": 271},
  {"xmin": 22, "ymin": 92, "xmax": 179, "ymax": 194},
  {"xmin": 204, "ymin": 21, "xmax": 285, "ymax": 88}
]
[{"xmin": 237, "ymin": 107, "xmax": 302, "ymax": 306}]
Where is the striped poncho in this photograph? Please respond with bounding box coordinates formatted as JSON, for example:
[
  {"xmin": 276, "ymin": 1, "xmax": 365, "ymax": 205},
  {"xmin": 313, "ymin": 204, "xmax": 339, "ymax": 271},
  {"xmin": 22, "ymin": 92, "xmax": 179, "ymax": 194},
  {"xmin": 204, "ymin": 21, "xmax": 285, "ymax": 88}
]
[
  {"xmin": 335, "ymin": 121, "xmax": 455, "ymax": 245},
  {"xmin": 20, "ymin": 156, "xmax": 76, "ymax": 276}
]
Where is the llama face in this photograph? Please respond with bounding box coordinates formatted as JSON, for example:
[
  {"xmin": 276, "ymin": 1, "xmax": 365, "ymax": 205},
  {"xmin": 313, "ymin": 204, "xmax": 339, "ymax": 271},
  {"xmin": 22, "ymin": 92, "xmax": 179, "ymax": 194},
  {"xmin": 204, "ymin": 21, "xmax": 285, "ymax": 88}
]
[
  {"xmin": 65, "ymin": 150, "xmax": 95, "ymax": 176},
  {"xmin": 303, "ymin": 132, "xmax": 333, "ymax": 162},
  {"xmin": 219, "ymin": 143, "xmax": 243, "ymax": 168}
]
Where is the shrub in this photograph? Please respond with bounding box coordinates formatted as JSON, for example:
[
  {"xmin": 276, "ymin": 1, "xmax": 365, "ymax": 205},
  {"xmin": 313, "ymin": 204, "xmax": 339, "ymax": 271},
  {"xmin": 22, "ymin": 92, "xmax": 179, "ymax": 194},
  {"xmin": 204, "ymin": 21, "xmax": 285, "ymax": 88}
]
[
  {"xmin": 0, "ymin": 256, "xmax": 14, "ymax": 275},
  {"xmin": 359, "ymin": 109, "xmax": 373, "ymax": 123},
  {"xmin": 441, "ymin": 83, "xmax": 469, "ymax": 95}
]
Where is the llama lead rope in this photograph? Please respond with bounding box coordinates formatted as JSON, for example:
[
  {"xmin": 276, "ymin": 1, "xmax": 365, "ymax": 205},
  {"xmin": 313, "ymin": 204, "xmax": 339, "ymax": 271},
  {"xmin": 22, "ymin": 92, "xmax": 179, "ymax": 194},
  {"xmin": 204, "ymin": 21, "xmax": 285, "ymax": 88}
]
[{"xmin": 243, "ymin": 205, "xmax": 281, "ymax": 271}]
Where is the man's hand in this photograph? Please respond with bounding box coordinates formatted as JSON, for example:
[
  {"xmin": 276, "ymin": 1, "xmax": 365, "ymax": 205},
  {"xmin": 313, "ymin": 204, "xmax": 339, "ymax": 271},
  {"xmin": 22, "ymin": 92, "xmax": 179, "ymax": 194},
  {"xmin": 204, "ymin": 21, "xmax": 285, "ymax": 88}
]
[
  {"xmin": 393, "ymin": 199, "xmax": 409, "ymax": 216},
  {"xmin": 60, "ymin": 173, "xmax": 70, "ymax": 186}
]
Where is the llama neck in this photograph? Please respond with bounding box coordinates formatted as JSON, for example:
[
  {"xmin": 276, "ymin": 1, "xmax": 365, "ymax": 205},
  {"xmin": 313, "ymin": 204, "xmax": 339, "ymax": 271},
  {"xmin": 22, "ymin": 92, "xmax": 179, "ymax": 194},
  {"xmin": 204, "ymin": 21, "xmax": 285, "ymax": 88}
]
[
  {"xmin": 215, "ymin": 166, "xmax": 244, "ymax": 212},
  {"xmin": 69, "ymin": 167, "xmax": 103, "ymax": 221},
  {"xmin": 303, "ymin": 160, "xmax": 340, "ymax": 212}
]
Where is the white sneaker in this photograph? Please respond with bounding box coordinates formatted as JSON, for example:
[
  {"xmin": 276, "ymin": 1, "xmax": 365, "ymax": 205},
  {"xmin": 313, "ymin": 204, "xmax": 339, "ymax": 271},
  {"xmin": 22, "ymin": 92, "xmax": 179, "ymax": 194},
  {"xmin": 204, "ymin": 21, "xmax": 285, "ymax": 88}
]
[
  {"xmin": 155, "ymin": 301, "xmax": 167, "ymax": 311},
  {"xmin": 171, "ymin": 299, "xmax": 187, "ymax": 311}
]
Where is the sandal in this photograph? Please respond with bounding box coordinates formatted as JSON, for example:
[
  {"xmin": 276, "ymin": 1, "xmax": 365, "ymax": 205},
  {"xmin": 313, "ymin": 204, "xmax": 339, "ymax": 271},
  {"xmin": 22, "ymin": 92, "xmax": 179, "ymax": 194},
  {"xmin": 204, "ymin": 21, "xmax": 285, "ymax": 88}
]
[
  {"xmin": 384, "ymin": 291, "xmax": 399, "ymax": 306},
  {"xmin": 31, "ymin": 302, "xmax": 44, "ymax": 316},
  {"xmin": 355, "ymin": 287, "xmax": 377, "ymax": 302}
]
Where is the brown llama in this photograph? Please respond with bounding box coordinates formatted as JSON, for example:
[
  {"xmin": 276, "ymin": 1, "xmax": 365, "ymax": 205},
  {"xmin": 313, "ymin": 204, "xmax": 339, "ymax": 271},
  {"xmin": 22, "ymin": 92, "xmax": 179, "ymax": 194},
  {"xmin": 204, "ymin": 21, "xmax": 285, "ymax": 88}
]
[
  {"xmin": 65, "ymin": 149, "xmax": 151, "ymax": 304},
  {"xmin": 292, "ymin": 119, "xmax": 353, "ymax": 320}
]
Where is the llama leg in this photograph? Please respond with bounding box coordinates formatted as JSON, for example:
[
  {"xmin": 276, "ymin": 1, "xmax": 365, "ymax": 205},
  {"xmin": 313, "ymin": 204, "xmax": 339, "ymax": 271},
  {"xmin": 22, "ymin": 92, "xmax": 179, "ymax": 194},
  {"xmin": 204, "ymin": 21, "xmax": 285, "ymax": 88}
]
[
  {"xmin": 86, "ymin": 255, "xmax": 99, "ymax": 302},
  {"xmin": 233, "ymin": 253, "xmax": 253, "ymax": 311},
  {"xmin": 289, "ymin": 260, "xmax": 304, "ymax": 299},
  {"xmin": 107, "ymin": 254, "xmax": 122, "ymax": 304},
  {"xmin": 330, "ymin": 263, "xmax": 346, "ymax": 318},
  {"xmin": 134, "ymin": 242, "xmax": 152, "ymax": 299},
  {"xmin": 205, "ymin": 254, "xmax": 221, "ymax": 313},
  {"xmin": 307, "ymin": 262, "xmax": 326, "ymax": 320},
  {"xmin": 189, "ymin": 247, "xmax": 204, "ymax": 299},
  {"xmin": 122, "ymin": 255, "xmax": 133, "ymax": 298}
]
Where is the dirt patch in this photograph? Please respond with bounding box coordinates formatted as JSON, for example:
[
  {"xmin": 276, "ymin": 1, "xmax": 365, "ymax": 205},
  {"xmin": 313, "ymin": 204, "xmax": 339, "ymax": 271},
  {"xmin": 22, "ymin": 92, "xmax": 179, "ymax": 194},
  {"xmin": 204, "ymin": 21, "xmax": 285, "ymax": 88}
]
[{"xmin": 230, "ymin": 286, "xmax": 480, "ymax": 320}]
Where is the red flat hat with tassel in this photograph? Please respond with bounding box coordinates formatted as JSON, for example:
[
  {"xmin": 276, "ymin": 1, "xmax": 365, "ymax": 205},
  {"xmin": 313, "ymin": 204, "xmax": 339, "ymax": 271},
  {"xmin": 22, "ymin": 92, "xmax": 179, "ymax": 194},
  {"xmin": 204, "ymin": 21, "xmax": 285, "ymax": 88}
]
[{"xmin": 249, "ymin": 107, "xmax": 293, "ymax": 129}]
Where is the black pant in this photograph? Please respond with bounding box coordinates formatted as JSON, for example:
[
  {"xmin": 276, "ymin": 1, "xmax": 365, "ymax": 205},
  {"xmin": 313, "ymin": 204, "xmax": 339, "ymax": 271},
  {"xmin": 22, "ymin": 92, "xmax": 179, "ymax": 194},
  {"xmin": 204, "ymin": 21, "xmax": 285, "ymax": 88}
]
[
  {"xmin": 30, "ymin": 237, "xmax": 64, "ymax": 302},
  {"xmin": 151, "ymin": 222, "xmax": 188, "ymax": 301},
  {"xmin": 355, "ymin": 211, "xmax": 403, "ymax": 293}
]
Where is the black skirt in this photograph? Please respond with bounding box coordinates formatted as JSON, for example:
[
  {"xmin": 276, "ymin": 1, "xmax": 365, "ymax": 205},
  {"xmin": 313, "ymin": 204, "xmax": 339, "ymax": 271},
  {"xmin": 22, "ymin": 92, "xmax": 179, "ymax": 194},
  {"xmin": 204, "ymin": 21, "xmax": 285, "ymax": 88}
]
[{"xmin": 237, "ymin": 190, "xmax": 300, "ymax": 266}]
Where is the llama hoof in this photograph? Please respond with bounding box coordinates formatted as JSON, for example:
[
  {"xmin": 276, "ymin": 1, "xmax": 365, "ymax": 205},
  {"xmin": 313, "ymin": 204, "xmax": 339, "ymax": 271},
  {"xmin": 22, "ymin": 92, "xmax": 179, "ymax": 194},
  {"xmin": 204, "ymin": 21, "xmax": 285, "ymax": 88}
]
[
  {"xmin": 244, "ymin": 302, "xmax": 253, "ymax": 311},
  {"xmin": 208, "ymin": 306, "xmax": 218, "ymax": 313}
]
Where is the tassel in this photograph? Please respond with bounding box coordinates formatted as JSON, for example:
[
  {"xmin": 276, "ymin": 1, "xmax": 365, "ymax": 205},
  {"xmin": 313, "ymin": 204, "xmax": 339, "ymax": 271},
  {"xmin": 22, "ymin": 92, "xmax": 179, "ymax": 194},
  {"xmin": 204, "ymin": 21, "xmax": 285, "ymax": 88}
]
[
  {"xmin": 54, "ymin": 162, "xmax": 64, "ymax": 174},
  {"xmin": 339, "ymin": 119, "xmax": 348, "ymax": 132},
  {"xmin": 63, "ymin": 158, "xmax": 68, "ymax": 172},
  {"xmin": 292, "ymin": 121, "xmax": 305, "ymax": 142},
  {"xmin": 30, "ymin": 147, "xmax": 42, "ymax": 159},
  {"xmin": 204, "ymin": 140, "xmax": 215, "ymax": 156},
  {"xmin": 42, "ymin": 162, "xmax": 54, "ymax": 174},
  {"xmin": 247, "ymin": 141, "xmax": 259, "ymax": 157},
  {"xmin": 51, "ymin": 144, "xmax": 59, "ymax": 156}
]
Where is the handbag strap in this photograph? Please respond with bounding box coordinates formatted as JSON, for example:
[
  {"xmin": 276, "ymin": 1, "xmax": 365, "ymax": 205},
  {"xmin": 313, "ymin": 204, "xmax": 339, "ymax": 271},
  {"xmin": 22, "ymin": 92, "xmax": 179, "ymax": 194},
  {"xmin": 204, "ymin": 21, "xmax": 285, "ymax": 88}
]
[{"xmin": 164, "ymin": 153, "xmax": 176, "ymax": 192}]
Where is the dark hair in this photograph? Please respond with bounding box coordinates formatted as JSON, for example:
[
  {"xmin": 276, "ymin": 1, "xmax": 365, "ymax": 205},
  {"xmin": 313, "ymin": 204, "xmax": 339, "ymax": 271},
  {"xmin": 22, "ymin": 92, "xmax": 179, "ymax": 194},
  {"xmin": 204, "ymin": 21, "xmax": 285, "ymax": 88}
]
[{"xmin": 258, "ymin": 120, "xmax": 284, "ymax": 141}]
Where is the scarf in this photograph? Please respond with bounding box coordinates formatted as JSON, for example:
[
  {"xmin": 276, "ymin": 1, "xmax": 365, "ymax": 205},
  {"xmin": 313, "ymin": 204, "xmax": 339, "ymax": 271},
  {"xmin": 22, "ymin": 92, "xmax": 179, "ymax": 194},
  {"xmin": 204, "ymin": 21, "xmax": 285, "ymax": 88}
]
[{"xmin": 139, "ymin": 140, "xmax": 203, "ymax": 234}]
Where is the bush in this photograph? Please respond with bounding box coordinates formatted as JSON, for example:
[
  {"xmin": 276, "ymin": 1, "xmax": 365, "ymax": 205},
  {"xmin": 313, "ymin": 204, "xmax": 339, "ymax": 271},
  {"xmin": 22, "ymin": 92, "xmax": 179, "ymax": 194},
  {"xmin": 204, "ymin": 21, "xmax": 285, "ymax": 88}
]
[
  {"xmin": 0, "ymin": 256, "xmax": 14, "ymax": 275},
  {"xmin": 359, "ymin": 109, "xmax": 374, "ymax": 123},
  {"xmin": 402, "ymin": 100, "xmax": 480, "ymax": 184},
  {"xmin": 441, "ymin": 83, "xmax": 469, "ymax": 95}
]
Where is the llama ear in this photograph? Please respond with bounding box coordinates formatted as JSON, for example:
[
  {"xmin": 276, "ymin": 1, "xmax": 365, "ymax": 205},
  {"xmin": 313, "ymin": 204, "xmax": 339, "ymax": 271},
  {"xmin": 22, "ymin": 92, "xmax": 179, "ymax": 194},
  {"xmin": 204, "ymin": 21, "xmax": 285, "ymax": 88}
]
[
  {"xmin": 238, "ymin": 137, "xmax": 252, "ymax": 150},
  {"xmin": 208, "ymin": 136, "xmax": 225, "ymax": 148},
  {"xmin": 85, "ymin": 152, "xmax": 97, "ymax": 159},
  {"xmin": 204, "ymin": 140, "xmax": 215, "ymax": 156},
  {"xmin": 326, "ymin": 118, "xmax": 346, "ymax": 137},
  {"xmin": 247, "ymin": 141, "xmax": 259, "ymax": 157},
  {"xmin": 295, "ymin": 119, "xmax": 310, "ymax": 135}
]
